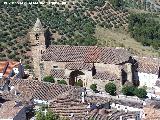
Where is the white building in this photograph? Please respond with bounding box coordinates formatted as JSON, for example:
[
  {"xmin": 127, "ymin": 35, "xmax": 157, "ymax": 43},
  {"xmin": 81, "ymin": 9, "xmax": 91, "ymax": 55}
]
[{"xmin": 133, "ymin": 56, "xmax": 160, "ymax": 88}]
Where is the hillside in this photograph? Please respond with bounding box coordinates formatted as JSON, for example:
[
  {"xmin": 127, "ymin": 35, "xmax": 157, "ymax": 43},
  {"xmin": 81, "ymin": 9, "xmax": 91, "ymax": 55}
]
[
  {"xmin": 95, "ymin": 26, "xmax": 159, "ymax": 57},
  {"xmin": 0, "ymin": 0, "xmax": 159, "ymax": 67}
]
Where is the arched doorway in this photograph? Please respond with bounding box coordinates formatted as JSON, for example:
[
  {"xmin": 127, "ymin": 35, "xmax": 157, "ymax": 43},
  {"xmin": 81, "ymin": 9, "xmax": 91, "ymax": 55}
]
[{"xmin": 69, "ymin": 70, "xmax": 84, "ymax": 86}]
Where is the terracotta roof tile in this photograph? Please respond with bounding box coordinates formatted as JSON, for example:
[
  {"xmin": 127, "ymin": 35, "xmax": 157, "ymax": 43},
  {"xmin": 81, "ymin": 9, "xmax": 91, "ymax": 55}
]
[
  {"xmin": 0, "ymin": 101, "xmax": 24, "ymax": 119},
  {"xmin": 50, "ymin": 69, "xmax": 66, "ymax": 79},
  {"xmin": 65, "ymin": 62, "xmax": 93, "ymax": 70},
  {"xmin": 0, "ymin": 61, "xmax": 9, "ymax": 73},
  {"xmin": 1, "ymin": 79, "xmax": 74, "ymax": 101},
  {"xmin": 3, "ymin": 61, "xmax": 20, "ymax": 78},
  {"xmin": 133, "ymin": 56, "xmax": 160, "ymax": 74},
  {"xmin": 42, "ymin": 46, "xmax": 131, "ymax": 64},
  {"xmin": 93, "ymin": 71, "xmax": 119, "ymax": 80}
]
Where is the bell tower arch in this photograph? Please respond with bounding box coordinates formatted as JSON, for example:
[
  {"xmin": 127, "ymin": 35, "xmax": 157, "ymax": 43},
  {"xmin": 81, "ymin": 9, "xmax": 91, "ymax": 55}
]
[{"xmin": 29, "ymin": 18, "xmax": 46, "ymax": 80}]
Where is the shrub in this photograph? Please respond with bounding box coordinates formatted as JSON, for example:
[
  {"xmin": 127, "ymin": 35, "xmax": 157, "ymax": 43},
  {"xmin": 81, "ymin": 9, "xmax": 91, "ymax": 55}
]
[
  {"xmin": 105, "ymin": 82, "xmax": 116, "ymax": 95},
  {"xmin": 43, "ymin": 76, "xmax": 55, "ymax": 83},
  {"xmin": 90, "ymin": 84, "xmax": 97, "ymax": 91},
  {"xmin": 24, "ymin": 64, "xmax": 31, "ymax": 69},
  {"xmin": 134, "ymin": 88, "xmax": 147, "ymax": 98},
  {"xmin": 57, "ymin": 80, "xmax": 67, "ymax": 85},
  {"xmin": 122, "ymin": 85, "xmax": 136, "ymax": 96},
  {"xmin": 36, "ymin": 110, "xmax": 45, "ymax": 120}
]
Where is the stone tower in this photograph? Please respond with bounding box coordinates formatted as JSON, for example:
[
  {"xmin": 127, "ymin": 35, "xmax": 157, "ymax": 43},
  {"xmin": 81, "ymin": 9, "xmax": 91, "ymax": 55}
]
[{"xmin": 29, "ymin": 18, "xmax": 46, "ymax": 80}]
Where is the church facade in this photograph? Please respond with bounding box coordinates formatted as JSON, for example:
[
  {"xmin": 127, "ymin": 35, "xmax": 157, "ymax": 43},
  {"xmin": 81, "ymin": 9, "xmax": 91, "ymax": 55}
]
[{"xmin": 29, "ymin": 18, "xmax": 160, "ymax": 90}]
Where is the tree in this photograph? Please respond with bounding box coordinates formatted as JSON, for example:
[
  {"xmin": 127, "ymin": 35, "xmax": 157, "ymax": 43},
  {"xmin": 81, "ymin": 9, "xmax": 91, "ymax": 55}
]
[
  {"xmin": 45, "ymin": 110, "xmax": 55, "ymax": 120},
  {"xmin": 109, "ymin": 0, "xmax": 124, "ymax": 9},
  {"xmin": 128, "ymin": 13, "xmax": 160, "ymax": 50},
  {"xmin": 122, "ymin": 85, "xmax": 136, "ymax": 96},
  {"xmin": 36, "ymin": 109, "xmax": 62, "ymax": 120},
  {"xmin": 134, "ymin": 88, "xmax": 147, "ymax": 98},
  {"xmin": 57, "ymin": 80, "xmax": 67, "ymax": 85},
  {"xmin": 90, "ymin": 84, "xmax": 97, "ymax": 91},
  {"xmin": 36, "ymin": 110, "xmax": 45, "ymax": 120},
  {"xmin": 43, "ymin": 76, "xmax": 55, "ymax": 83},
  {"xmin": 105, "ymin": 82, "xmax": 116, "ymax": 95}
]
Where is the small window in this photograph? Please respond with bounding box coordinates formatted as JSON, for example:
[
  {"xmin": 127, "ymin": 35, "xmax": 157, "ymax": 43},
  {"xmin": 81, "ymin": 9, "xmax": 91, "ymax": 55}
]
[{"xmin": 53, "ymin": 66, "xmax": 58, "ymax": 68}]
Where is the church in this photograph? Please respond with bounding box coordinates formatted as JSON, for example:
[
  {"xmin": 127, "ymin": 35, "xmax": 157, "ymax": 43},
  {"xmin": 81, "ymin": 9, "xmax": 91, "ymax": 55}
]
[{"xmin": 29, "ymin": 18, "xmax": 160, "ymax": 90}]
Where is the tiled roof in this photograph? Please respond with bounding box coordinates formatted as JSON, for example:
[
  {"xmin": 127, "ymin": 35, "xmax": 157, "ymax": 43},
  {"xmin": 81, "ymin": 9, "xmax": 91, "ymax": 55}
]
[
  {"xmin": 0, "ymin": 101, "xmax": 24, "ymax": 119},
  {"xmin": 0, "ymin": 61, "xmax": 20, "ymax": 78},
  {"xmin": 42, "ymin": 45, "xmax": 131, "ymax": 64},
  {"xmin": 50, "ymin": 69, "xmax": 67, "ymax": 79},
  {"xmin": 0, "ymin": 61, "xmax": 8, "ymax": 73},
  {"xmin": 65, "ymin": 62, "xmax": 93, "ymax": 70},
  {"xmin": 133, "ymin": 56, "xmax": 160, "ymax": 74},
  {"xmin": 93, "ymin": 71, "xmax": 119, "ymax": 80},
  {"xmin": 1, "ymin": 79, "xmax": 73, "ymax": 101}
]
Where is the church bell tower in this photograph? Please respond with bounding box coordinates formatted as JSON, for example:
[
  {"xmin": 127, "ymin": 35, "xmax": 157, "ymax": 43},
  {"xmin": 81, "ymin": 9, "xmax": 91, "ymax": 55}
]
[{"xmin": 29, "ymin": 18, "xmax": 46, "ymax": 80}]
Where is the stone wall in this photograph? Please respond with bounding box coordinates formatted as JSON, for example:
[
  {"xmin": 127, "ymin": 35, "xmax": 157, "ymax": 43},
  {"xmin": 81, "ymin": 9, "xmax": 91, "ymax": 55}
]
[
  {"xmin": 94, "ymin": 63, "xmax": 121, "ymax": 77},
  {"xmin": 43, "ymin": 61, "xmax": 67, "ymax": 76},
  {"xmin": 31, "ymin": 47, "xmax": 41, "ymax": 80}
]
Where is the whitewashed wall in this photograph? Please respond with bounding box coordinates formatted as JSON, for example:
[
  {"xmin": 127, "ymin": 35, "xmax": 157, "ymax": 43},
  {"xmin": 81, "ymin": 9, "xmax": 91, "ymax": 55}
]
[
  {"xmin": 13, "ymin": 68, "xmax": 19, "ymax": 74},
  {"xmin": 138, "ymin": 72, "xmax": 158, "ymax": 88}
]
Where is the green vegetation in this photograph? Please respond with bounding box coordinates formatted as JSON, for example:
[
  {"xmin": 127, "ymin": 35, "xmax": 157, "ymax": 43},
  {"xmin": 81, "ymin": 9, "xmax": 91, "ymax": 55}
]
[
  {"xmin": 90, "ymin": 84, "xmax": 97, "ymax": 91},
  {"xmin": 124, "ymin": 0, "xmax": 159, "ymax": 12},
  {"xmin": 57, "ymin": 80, "xmax": 67, "ymax": 85},
  {"xmin": 0, "ymin": 0, "xmax": 159, "ymax": 64},
  {"xmin": 0, "ymin": 0, "xmax": 130, "ymax": 64},
  {"xmin": 105, "ymin": 82, "xmax": 116, "ymax": 95},
  {"xmin": 134, "ymin": 87, "xmax": 147, "ymax": 98},
  {"xmin": 128, "ymin": 13, "xmax": 160, "ymax": 50},
  {"xmin": 36, "ymin": 110, "xmax": 45, "ymax": 120},
  {"xmin": 122, "ymin": 85, "xmax": 147, "ymax": 98},
  {"xmin": 75, "ymin": 79, "xmax": 83, "ymax": 87},
  {"xmin": 36, "ymin": 109, "xmax": 68, "ymax": 120},
  {"xmin": 24, "ymin": 64, "xmax": 31, "ymax": 69},
  {"xmin": 109, "ymin": 0, "xmax": 124, "ymax": 9},
  {"xmin": 43, "ymin": 76, "xmax": 55, "ymax": 83},
  {"xmin": 122, "ymin": 85, "xmax": 136, "ymax": 96}
]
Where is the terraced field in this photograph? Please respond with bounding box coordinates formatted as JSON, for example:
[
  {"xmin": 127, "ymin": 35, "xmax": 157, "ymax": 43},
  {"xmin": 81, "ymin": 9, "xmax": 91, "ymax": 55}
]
[
  {"xmin": 0, "ymin": 0, "xmax": 159, "ymax": 66},
  {"xmin": 0, "ymin": 0, "xmax": 130, "ymax": 65}
]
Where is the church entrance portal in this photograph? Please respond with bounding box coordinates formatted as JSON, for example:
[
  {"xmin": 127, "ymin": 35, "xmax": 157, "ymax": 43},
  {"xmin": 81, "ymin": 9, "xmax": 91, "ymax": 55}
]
[{"xmin": 69, "ymin": 70, "xmax": 84, "ymax": 86}]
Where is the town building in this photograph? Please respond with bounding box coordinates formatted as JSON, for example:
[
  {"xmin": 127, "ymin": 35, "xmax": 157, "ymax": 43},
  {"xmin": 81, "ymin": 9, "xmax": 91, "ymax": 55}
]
[
  {"xmin": 0, "ymin": 100, "xmax": 26, "ymax": 120},
  {"xmin": 0, "ymin": 61, "xmax": 25, "ymax": 80}
]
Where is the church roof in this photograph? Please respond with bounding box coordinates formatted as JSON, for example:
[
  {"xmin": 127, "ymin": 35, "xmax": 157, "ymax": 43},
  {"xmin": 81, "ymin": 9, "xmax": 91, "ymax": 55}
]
[
  {"xmin": 65, "ymin": 62, "xmax": 93, "ymax": 70},
  {"xmin": 50, "ymin": 69, "xmax": 67, "ymax": 79},
  {"xmin": 93, "ymin": 71, "xmax": 119, "ymax": 80},
  {"xmin": 42, "ymin": 45, "xmax": 131, "ymax": 64}
]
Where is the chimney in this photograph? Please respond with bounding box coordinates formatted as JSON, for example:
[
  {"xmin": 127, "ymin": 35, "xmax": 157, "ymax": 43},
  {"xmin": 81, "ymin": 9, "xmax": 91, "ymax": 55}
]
[{"xmin": 126, "ymin": 63, "xmax": 132, "ymax": 83}]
